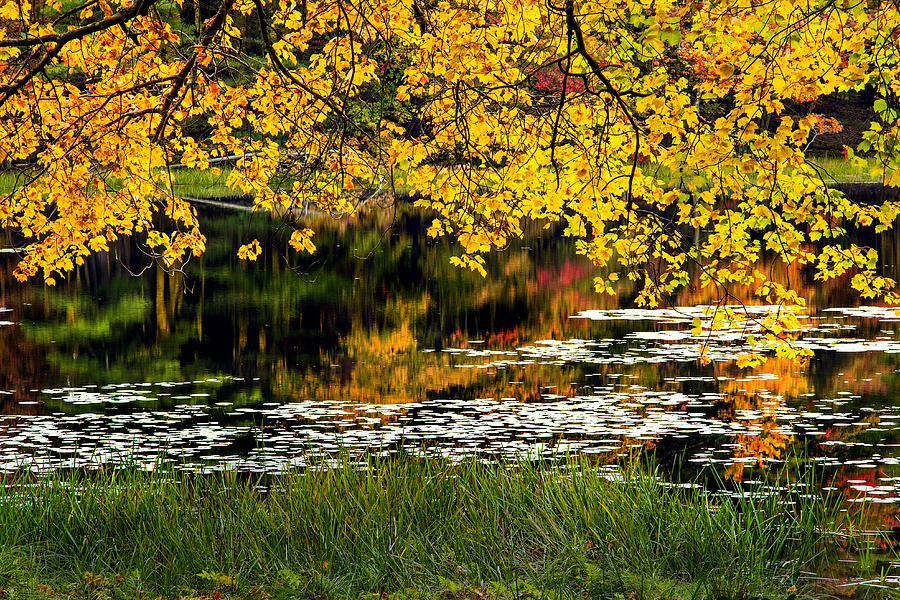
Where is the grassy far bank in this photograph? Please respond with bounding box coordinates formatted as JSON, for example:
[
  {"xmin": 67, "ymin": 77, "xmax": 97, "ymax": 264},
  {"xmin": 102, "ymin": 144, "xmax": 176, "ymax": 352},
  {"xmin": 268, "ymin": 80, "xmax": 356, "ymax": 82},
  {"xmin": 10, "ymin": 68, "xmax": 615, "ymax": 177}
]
[
  {"xmin": 0, "ymin": 167, "xmax": 240, "ymax": 200},
  {"xmin": 0, "ymin": 167, "xmax": 237, "ymax": 200},
  {"xmin": 0, "ymin": 455, "xmax": 874, "ymax": 600},
  {"xmin": 0, "ymin": 155, "xmax": 886, "ymax": 202}
]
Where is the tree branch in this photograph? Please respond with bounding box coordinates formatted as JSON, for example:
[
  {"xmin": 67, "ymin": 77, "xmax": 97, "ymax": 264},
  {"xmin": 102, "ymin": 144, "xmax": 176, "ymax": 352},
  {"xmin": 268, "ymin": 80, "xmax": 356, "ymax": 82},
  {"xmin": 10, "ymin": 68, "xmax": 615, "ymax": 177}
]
[
  {"xmin": 562, "ymin": 0, "xmax": 642, "ymax": 215},
  {"xmin": 0, "ymin": 0, "xmax": 157, "ymax": 106},
  {"xmin": 151, "ymin": 0, "xmax": 233, "ymax": 142}
]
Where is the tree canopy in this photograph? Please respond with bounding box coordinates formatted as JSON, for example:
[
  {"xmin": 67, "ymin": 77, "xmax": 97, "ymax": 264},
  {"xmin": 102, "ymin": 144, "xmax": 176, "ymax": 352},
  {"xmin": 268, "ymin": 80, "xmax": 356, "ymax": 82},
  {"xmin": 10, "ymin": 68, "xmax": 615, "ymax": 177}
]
[{"xmin": 1, "ymin": 0, "xmax": 899, "ymax": 360}]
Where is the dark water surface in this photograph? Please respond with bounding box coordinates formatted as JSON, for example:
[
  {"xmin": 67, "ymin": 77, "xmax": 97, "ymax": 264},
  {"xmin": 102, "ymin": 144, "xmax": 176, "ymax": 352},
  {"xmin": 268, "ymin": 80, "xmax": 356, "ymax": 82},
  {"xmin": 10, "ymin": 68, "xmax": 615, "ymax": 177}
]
[{"xmin": 3, "ymin": 207, "xmax": 900, "ymax": 510}]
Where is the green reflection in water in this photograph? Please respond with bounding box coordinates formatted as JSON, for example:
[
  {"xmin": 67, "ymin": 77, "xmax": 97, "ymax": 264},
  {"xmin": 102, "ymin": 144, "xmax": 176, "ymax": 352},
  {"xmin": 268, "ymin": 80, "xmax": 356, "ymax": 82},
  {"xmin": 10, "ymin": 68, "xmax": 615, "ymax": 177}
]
[{"xmin": 1, "ymin": 207, "xmax": 619, "ymax": 406}]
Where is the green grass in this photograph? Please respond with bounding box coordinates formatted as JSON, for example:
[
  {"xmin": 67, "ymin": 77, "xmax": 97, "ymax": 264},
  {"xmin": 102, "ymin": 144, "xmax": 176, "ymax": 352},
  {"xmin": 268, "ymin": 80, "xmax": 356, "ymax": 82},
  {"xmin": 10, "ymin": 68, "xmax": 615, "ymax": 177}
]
[
  {"xmin": 0, "ymin": 152, "xmax": 884, "ymax": 205},
  {"xmin": 0, "ymin": 166, "xmax": 360, "ymax": 200},
  {"xmin": 0, "ymin": 170, "xmax": 36, "ymax": 195},
  {"xmin": 0, "ymin": 455, "xmax": 855, "ymax": 600},
  {"xmin": 804, "ymin": 154, "xmax": 881, "ymax": 183},
  {"xmin": 0, "ymin": 167, "xmax": 241, "ymax": 199},
  {"xmin": 646, "ymin": 155, "xmax": 881, "ymax": 186},
  {"xmin": 164, "ymin": 166, "xmax": 240, "ymax": 198}
]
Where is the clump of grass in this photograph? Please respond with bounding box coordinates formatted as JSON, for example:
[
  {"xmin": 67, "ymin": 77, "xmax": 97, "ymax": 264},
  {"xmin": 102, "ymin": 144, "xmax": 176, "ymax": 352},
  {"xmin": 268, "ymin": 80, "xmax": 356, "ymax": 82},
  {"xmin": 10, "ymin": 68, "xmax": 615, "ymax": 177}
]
[{"xmin": 0, "ymin": 456, "xmax": 845, "ymax": 600}]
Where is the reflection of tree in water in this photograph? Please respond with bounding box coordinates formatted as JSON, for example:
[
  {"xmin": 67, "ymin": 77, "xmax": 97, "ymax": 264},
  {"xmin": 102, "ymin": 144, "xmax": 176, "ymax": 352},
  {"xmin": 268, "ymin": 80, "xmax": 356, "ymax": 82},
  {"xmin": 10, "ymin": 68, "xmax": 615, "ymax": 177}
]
[
  {"xmin": 714, "ymin": 358, "xmax": 806, "ymax": 476},
  {"xmin": 0, "ymin": 208, "xmax": 603, "ymax": 397},
  {"xmin": 0, "ymin": 261, "xmax": 44, "ymax": 415},
  {"xmin": 5, "ymin": 207, "xmax": 900, "ymax": 474}
]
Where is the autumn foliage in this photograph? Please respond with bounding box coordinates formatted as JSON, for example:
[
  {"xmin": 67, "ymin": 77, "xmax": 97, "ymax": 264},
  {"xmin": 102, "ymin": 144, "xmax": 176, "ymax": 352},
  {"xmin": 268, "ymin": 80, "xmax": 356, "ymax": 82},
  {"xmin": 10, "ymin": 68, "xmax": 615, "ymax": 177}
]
[{"xmin": 1, "ymin": 0, "xmax": 900, "ymax": 357}]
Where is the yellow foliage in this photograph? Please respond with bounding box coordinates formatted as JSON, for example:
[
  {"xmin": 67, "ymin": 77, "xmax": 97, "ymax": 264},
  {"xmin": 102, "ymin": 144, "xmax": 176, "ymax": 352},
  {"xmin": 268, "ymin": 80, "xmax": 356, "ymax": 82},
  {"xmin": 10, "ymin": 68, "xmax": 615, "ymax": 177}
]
[
  {"xmin": 237, "ymin": 240, "xmax": 262, "ymax": 261},
  {"xmin": 1, "ymin": 0, "xmax": 899, "ymax": 360},
  {"xmin": 288, "ymin": 228, "xmax": 317, "ymax": 254}
]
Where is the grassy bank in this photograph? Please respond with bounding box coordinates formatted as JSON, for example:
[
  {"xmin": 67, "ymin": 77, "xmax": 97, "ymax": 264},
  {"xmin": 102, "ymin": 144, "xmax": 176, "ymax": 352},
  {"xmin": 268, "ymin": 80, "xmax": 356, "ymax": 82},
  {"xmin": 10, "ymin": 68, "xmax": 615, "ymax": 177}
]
[
  {"xmin": 0, "ymin": 155, "xmax": 884, "ymax": 202},
  {"xmin": 0, "ymin": 456, "xmax": 849, "ymax": 600}
]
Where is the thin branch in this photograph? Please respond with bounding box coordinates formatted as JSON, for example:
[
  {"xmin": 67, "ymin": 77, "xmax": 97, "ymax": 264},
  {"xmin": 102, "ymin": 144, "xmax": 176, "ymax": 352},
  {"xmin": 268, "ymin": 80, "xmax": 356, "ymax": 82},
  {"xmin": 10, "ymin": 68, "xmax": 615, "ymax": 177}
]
[
  {"xmin": 562, "ymin": 0, "xmax": 643, "ymax": 216},
  {"xmin": 0, "ymin": 0, "xmax": 157, "ymax": 106},
  {"xmin": 152, "ymin": 0, "xmax": 233, "ymax": 142}
]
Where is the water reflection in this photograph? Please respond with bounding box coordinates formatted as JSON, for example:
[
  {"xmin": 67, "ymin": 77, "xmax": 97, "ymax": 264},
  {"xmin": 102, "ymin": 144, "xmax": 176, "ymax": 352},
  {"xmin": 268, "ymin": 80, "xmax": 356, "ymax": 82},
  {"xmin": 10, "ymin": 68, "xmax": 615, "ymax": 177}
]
[{"xmin": 2, "ymin": 207, "xmax": 900, "ymax": 498}]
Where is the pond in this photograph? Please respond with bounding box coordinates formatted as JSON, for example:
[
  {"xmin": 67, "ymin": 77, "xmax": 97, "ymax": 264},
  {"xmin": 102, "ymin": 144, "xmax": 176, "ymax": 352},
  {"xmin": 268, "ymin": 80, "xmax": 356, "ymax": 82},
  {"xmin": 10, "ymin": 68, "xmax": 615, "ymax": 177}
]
[{"xmin": 3, "ymin": 206, "xmax": 900, "ymax": 506}]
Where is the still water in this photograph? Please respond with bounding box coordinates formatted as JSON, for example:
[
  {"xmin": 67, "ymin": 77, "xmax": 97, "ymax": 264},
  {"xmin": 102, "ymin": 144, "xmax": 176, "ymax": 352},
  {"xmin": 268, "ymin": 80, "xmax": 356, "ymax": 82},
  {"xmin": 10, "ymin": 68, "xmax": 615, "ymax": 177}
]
[{"xmin": 3, "ymin": 207, "xmax": 900, "ymax": 502}]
